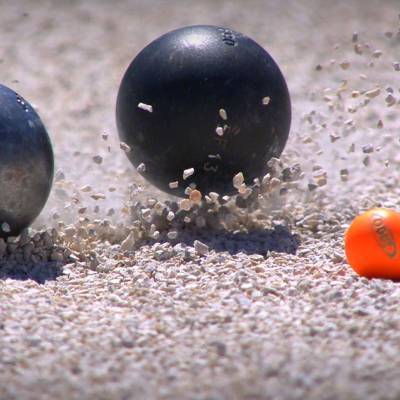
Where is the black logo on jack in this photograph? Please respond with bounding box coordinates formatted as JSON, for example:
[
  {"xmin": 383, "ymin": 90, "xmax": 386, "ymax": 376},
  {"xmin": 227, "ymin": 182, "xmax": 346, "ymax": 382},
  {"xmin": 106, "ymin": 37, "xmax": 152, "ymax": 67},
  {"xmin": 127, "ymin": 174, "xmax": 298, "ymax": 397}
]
[{"xmin": 371, "ymin": 213, "xmax": 397, "ymax": 258}]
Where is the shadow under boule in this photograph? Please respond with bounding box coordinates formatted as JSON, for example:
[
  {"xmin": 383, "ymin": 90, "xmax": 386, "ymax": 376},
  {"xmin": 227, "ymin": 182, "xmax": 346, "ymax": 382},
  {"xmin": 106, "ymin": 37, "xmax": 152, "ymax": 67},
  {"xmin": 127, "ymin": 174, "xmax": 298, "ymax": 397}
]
[
  {"xmin": 0, "ymin": 239, "xmax": 68, "ymax": 284},
  {"xmin": 144, "ymin": 225, "xmax": 300, "ymax": 257}
]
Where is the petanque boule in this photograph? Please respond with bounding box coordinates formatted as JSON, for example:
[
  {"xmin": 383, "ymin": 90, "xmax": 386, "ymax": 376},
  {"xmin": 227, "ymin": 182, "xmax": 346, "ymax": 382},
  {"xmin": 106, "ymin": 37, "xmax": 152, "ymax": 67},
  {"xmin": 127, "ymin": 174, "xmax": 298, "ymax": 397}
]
[
  {"xmin": 116, "ymin": 25, "xmax": 291, "ymax": 196},
  {"xmin": 0, "ymin": 84, "xmax": 54, "ymax": 237}
]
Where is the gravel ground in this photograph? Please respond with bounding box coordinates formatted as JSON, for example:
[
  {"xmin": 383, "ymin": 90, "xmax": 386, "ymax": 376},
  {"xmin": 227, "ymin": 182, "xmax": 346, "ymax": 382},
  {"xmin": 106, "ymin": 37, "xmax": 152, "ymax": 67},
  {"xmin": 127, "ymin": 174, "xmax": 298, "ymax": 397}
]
[{"xmin": 1, "ymin": 0, "xmax": 400, "ymax": 399}]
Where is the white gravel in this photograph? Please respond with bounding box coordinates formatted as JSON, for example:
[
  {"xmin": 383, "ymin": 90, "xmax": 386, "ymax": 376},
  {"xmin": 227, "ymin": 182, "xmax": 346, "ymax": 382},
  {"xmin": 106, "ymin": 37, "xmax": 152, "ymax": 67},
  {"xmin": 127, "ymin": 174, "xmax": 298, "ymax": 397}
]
[{"xmin": 1, "ymin": 0, "xmax": 400, "ymax": 399}]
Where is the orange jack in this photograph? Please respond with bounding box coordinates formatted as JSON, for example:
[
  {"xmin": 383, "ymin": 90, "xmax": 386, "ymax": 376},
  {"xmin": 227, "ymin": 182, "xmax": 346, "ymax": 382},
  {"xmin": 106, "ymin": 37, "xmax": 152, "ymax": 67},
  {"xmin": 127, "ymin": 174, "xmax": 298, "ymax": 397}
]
[{"xmin": 345, "ymin": 208, "xmax": 400, "ymax": 279}]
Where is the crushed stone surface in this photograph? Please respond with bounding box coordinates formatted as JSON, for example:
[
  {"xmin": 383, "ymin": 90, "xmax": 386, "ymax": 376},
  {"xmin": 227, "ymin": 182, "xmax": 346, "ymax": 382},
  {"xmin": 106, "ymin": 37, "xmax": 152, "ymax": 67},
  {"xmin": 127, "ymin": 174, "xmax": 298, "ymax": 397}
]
[{"xmin": 1, "ymin": 0, "xmax": 400, "ymax": 399}]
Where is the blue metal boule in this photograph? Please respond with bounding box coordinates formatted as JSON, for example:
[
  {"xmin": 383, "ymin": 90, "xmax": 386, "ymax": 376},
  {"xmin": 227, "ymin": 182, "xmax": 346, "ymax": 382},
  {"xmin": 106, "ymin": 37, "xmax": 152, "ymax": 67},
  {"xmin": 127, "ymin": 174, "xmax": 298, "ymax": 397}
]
[
  {"xmin": 116, "ymin": 25, "xmax": 291, "ymax": 196},
  {"xmin": 0, "ymin": 84, "xmax": 54, "ymax": 237}
]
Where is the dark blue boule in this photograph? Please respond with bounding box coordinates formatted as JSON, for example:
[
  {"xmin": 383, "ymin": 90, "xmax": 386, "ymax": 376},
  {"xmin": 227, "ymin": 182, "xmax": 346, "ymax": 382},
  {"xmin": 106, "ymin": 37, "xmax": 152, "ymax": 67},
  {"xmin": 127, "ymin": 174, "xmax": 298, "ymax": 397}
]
[
  {"xmin": 116, "ymin": 25, "xmax": 291, "ymax": 196},
  {"xmin": 0, "ymin": 84, "xmax": 54, "ymax": 237}
]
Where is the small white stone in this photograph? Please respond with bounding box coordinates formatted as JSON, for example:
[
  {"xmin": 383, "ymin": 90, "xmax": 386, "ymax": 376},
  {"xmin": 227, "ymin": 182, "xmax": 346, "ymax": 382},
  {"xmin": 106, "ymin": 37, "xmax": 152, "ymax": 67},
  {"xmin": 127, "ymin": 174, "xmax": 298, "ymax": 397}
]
[
  {"xmin": 183, "ymin": 168, "xmax": 194, "ymax": 180},
  {"xmin": 166, "ymin": 211, "xmax": 175, "ymax": 221},
  {"xmin": 120, "ymin": 142, "xmax": 131, "ymax": 153},
  {"xmin": 179, "ymin": 199, "xmax": 191, "ymax": 211},
  {"xmin": 141, "ymin": 208, "xmax": 152, "ymax": 222},
  {"xmin": 365, "ymin": 88, "xmax": 381, "ymax": 99},
  {"xmin": 262, "ymin": 96, "xmax": 271, "ymax": 106},
  {"xmin": 137, "ymin": 163, "xmax": 146, "ymax": 173},
  {"xmin": 233, "ymin": 172, "xmax": 244, "ymax": 189},
  {"xmin": 90, "ymin": 193, "xmax": 106, "ymax": 200},
  {"xmin": 80, "ymin": 185, "xmax": 92, "ymax": 192},
  {"xmin": 219, "ymin": 108, "xmax": 228, "ymax": 120},
  {"xmin": 167, "ymin": 230, "xmax": 178, "ymax": 240},
  {"xmin": 215, "ymin": 126, "xmax": 224, "ymax": 136},
  {"xmin": 262, "ymin": 174, "xmax": 270, "ymax": 186},
  {"xmin": 169, "ymin": 181, "xmax": 179, "ymax": 189},
  {"xmin": 209, "ymin": 192, "xmax": 219, "ymax": 202},
  {"xmin": 138, "ymin": 102, "xmax": 153, "ymax": 113},
  {"xmin": 372, "ymin": 50, "xmax": 382, "ymax": 58},
  {"xmin": 194, "ymin": 240, "xmax": 209, "ymax": 256},
  {"xmin": 1, "ymin": 222, "xmax": 10, "ymax": 233}
]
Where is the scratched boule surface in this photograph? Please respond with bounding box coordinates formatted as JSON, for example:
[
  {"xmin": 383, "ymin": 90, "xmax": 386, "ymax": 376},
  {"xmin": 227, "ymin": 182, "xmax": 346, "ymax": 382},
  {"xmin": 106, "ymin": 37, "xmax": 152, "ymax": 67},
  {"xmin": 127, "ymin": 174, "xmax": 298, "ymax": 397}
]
[{"xmin": 1, "ymin": 0, "xmax": 400, "ymax": 399}]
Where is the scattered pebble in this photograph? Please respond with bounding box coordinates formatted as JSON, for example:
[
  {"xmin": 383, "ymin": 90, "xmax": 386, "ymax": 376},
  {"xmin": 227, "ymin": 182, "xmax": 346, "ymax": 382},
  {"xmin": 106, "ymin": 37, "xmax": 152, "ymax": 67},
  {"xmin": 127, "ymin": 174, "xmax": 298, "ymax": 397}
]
[
  {"xmin": 137, "ymin": 102, "xmax": 153, "ymax": 112},
  {"xmin": 80, "ymin": 185, "xmax": 92, "ymax": 192},
  {"xmin": 90, "ymin": 193, "xmax": 106, "ymax": 200},
  {"xmin": 365, "ymin": 88, "xmax": 381, "ymax": 99},
  {"xmin": 262, "ymin": 96, "xmax": 271, "ymax": 105},
  {"xmin": 137, "ymin": 163, "xmax": 146, "ymax": 173},
  {"xmin": 1, "ymin": 222, "xmax": 10, "ymax": 233},
  {"xmin": 194, "ymin": 240, "xmax": 209, "ymax": 256},
  {"xmin": 233, "ymin": 172, "xmax": 244, "ymax": 189},
  {"xmin": 216, "ymin": 126, "xmax": 224, "ymax": 136},
  {"xmin": 120, "ymin": 142, "xmax": 131, "ymax": 153},
  {"xmin": 179, "ymin": 199, "xmax": 191, "ymax": 211},
  {"xmin": 340, "ymin": 169, "xmax": 349, "ymax": 182},
  {"xmin": 92, "ymin": 155, "xmax": 103, "ymax": 164},
  {"xmin": 189, "ymin": 189, "xmax": 202, "ymax": 204},
  {"xmin": 339, "ymin": 60, "xmax": 350, "ymax": 70},
  {"xmin": 166, "ymin": 211, "xmax": 175, "ymax": 221},
  {"xmin": 183, "ymin": 168, "xmax": 194, "ymax": 180},
  {"xmin": 362, "ymin": 144, "xmax": 374, "ymax": 154},
  {"xmin": 372, "ymin": 50, "xmax": 382, "ymax": 58},
  {"xmin": 167, "ymin": 230, "xmax": 178, "ymax": 240},
  {"xmin": 219, "ymin": 108, "xmax": 228, "ymax": 120},
  {"xmin": 385, "ymin": 94, "xmax": 396, "ymax": 107}
]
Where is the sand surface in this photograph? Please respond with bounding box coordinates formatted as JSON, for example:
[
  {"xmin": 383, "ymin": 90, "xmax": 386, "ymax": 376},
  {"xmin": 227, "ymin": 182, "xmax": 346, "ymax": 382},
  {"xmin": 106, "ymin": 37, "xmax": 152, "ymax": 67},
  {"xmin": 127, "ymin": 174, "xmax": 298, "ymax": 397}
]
[{"xmin": 1, "ymin": 0, "xmax": 400, "ymax": 399}]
